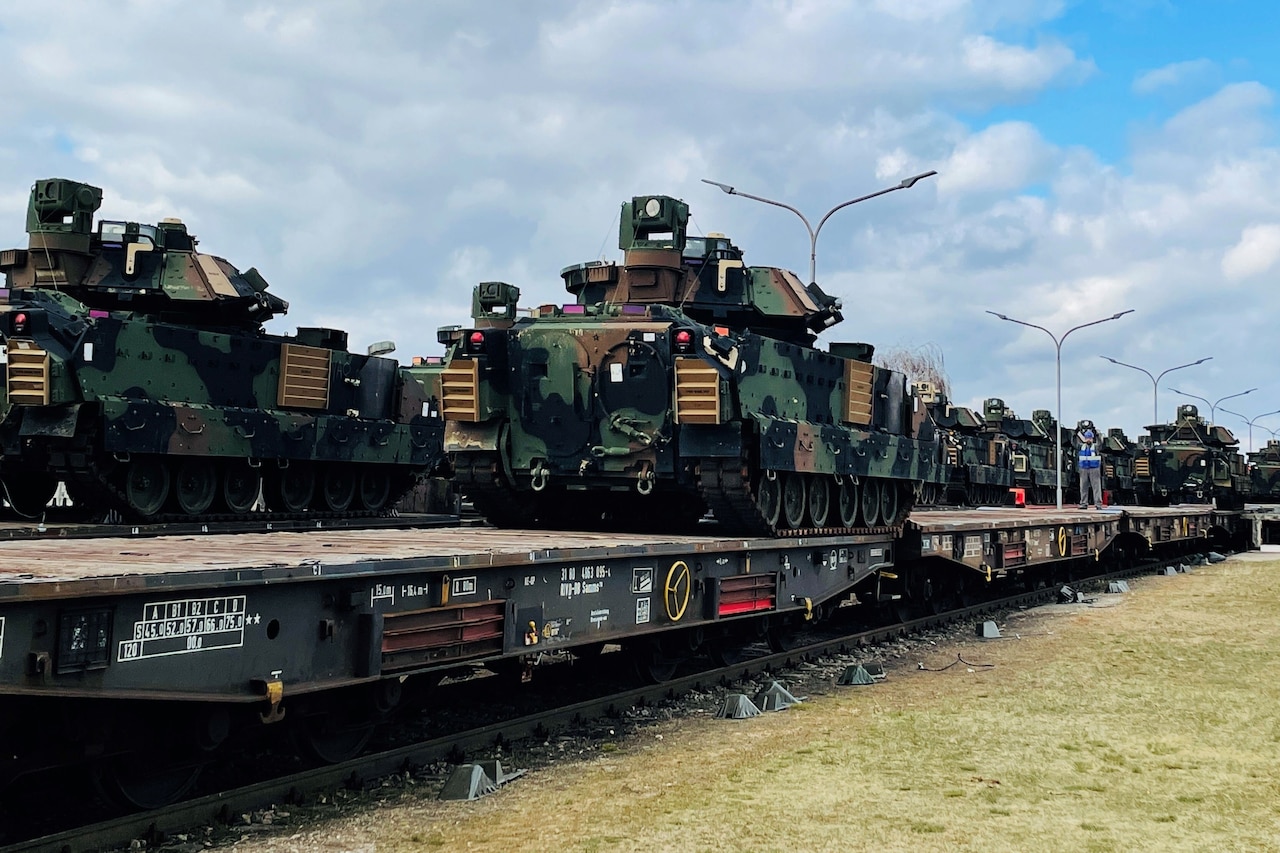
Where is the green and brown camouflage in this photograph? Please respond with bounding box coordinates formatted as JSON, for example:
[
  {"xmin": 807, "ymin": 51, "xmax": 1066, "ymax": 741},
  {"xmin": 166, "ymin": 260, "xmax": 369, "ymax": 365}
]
[
  {"xmin": 980, "ymin": 398, "xmax": 1062, "ymax": 504},
  {"xmin": 442, "ymin": 194, "xmax": 940, "ymax": 536},
  {"xmin": 0, "ymin": 178, "xmax": 444, "ymax": 519},
  {"xmin": 1135, "ymin": 403, "xmax": 1248, "ymax": 508},
  {"xmin": 1247, "ymin": 439, "xmax": 1280, "ymax": 501},
  {"xmin": 914, "ymin": 382, "xmax": 1012, "ymax": 506},
  {"xmin": 1095, "ymin": 425, "xmax": 1137, "ymax": 504}
]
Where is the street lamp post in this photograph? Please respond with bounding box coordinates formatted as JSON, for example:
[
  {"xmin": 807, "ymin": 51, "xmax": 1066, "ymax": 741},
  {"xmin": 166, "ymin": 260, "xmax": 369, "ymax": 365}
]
[
  {"xmin": 1168, "ymin": 388, "xmax": 1257, "ymax": 428},
  {"xmin": 986, "ymin": 310, "xmax": 1135, "ymax": 509},
  {"xmin": 1217, "ymin": 407, "xmax": 1280, "ymax": 454},
  {"xmin": 1098, "ymin": 356, "xmax": 1212, "ymax": 425},
  {"xmin": 701, "ymin": 171, "xmax": 937, "ymax": 286}
]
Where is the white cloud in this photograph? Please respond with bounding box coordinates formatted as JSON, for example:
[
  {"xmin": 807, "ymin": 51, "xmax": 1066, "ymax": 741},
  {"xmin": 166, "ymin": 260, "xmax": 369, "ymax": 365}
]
[
  {"xmin": 1222, "ymin": 223, "xmax": 1280, "ymax": 281},
  {"xmin": 1133, "ymin": 58, "xmax": 1217, "ymax": 95}
]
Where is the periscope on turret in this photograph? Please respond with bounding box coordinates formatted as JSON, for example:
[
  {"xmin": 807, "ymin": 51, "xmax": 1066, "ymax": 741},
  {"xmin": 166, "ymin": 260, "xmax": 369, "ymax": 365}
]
[{"xmin": 439, "ymin": 194, "xmax": 940, "ymax": 536}]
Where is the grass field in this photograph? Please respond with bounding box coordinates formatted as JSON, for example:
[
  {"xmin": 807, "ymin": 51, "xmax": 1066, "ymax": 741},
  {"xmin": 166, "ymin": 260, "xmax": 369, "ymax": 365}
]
[{"xmin": 241, "ymin": 554, "xmax": 1280, "ymax": 853}]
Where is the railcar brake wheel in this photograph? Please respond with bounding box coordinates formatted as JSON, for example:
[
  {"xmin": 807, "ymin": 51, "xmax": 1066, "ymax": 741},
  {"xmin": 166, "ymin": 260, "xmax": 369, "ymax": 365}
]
[
  {"xmin": 124, "ymin": 457, "xmax": 170, "ymax": 518},
  {"xmin": 221, "ymin": 461, "xmax": 262, "ymax": 514},
  {"xmin": 860, "ymin": 479, "xmax": 882, "ymax": 527},
  {"xmin": 837, "ymin": 479, "xmax": 859, "ymax": 527},
  {"xmin": 806, "ymin": 475, "xmax": 830, "ymax": 527},
  {"xmin": 781, "ymin": 473, "xmax": 806, "ymax": 529},
  {"xmin": 755, "ymin": 473, "xmax": 782, "ymax": 527},
  {"xmin": 174, "ymin": 458, "xmax": 217, "ymax": 516}
]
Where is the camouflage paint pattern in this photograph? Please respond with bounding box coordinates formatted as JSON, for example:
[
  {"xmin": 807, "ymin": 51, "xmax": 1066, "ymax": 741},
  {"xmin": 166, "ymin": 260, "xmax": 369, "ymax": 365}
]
[
  {"xmin": 1248, "ymin": 440, "xmax": 1280, "ymax": 501},
  {"xmin": 443, "ymin": 195, "xmax": 939, "ymax": 534},
  {"xmin": 0, "ymin": 179, "xmax": 444, "ymax": 518},
  {"xmin": 1135, "ymin": 404, "xmax": 1249, "ymax": 508}
]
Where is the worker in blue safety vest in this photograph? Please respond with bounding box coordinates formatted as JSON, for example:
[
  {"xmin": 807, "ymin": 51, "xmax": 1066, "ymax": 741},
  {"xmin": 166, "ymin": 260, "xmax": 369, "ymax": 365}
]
[{"xmin": 1077, "ymin": 428, "xmax": 1103, "ymax": 510}]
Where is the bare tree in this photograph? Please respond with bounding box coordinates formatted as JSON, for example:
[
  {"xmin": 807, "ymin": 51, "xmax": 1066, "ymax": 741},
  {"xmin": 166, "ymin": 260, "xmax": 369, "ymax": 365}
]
[{"xmin": 875, "ymin": 342, "xmax": 950, "ymax": 397}]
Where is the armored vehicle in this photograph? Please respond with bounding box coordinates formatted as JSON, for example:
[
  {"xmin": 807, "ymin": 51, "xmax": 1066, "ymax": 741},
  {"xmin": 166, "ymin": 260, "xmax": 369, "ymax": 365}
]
[
  {"xmin": 979, "ymin": 399, "xmax": 1064, "ymax": 504},
  {"xmin": 914, "ymin": 383, "xmax": 1012, "ymax": 506},
  {"xmin": 1136, "ymin": 404, "xmax": 1248, "ymax": 508},
  {"xmin": 440, "ymin": 195, "xmax": 939, "ymax": 536},
  {"xmin": 0, "ymin": 178, "xmax": 444, "ymax": 520},
  {"xmin": 1248, "ymin": 440, "xmax": 1280, "ymax": 502}
]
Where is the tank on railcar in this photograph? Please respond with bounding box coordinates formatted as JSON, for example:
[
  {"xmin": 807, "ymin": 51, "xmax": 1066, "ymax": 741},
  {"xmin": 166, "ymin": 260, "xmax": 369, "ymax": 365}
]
[
  {"xmin": 914, "ymin": 382, "xmax": 1012, "ymax": 506},
  {"xmin": 979, "ymin": 399, "xmax": 1062, "ymax": 505},
  {"xmin": 440, "ymin": 194, "xmax": 939, "ymax": 535},
  {"xmin": 1135, "ymin": 404, "xmax": 1247, "ymax": 508},
  {"xmin": 0, "ymin": 178, "xmax": 444, "ymax": 519},
  {"xmin": 1248, "ymin": 440, "xmax": 1280, "ymax": 502},
  {"xmin": 1093, "ymin": 425, "xmax": 1138, "ymax": 505}
]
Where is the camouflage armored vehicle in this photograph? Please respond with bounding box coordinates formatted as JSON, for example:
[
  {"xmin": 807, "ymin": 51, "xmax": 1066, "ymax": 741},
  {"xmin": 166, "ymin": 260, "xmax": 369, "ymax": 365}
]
[
  {"xmin": 914, "ymin": 383, "xmax": 1012, "ymax": 506},
  {"xmin": 0, "ymin": 178, "xmax": 444, "ymax": 520},
  {"xmin": 1091, "ymin": 425, "xmax": 1138, "ymax": 505},
  {"xmin": 1135, "ymin": 404, "xmax": 1248, "ymax": 508},
  {"xmin": 439, "ymin": 195, "xmax": 940, "ymax": 535},
  {"xmin": 979, "ymin": 399, "xmax": 1063, "ymax": 504},
  {"xmin": 1248, "ymin": 440, "xmax": 1280, "ymax": 502}
]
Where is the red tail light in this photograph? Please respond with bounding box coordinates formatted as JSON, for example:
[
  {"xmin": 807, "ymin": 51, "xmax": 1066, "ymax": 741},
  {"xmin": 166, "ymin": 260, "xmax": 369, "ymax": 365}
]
[
  {"xmin": 673, "ymin": 329, "xmax": 693, "ymax": 353},
  {"xmin": 12, "ymin": 312, "xmax": 27, "ymax": 334},
  {"xmin": 468, "ymin": 330, "xmax": 485, "ymax": 352}
]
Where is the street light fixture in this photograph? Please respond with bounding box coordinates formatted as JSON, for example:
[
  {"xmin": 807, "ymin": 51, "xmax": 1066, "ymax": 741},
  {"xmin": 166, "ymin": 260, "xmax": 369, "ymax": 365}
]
[
  {"xmin": 1217, "ymin": 407, "xmax": 1280, "ymax": 454},
  {"xmin": 1168, "ymin": 387, "xmax": 1257, "ymax": 428},
  {"xmin": 1098, "ymin": 356, "xmax": 1212, "ymax": 425},
  {"xmin": 986, "ymin": 309, "xmax": 1135, "ymax": 509},
  {"xmin": 701, "ymin": 171, "xmax": 937, "ymax": 286}
]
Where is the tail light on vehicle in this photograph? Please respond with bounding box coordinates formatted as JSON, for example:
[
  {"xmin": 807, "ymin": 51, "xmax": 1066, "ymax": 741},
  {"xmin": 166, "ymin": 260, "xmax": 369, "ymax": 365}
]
[
  {"xmin": 467, "ymin": 330, "xmax": 486, "ymax": 353},
  {"xmin": 672, "ymin": 329, "xmax": 694, "ymax": 354}
]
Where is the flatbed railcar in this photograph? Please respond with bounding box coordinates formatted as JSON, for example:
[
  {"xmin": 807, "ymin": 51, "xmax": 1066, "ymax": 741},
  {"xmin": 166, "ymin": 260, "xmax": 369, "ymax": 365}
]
[{"xmin": 0, "ymin": 504, "xmax": 1246, "ymax": 811}]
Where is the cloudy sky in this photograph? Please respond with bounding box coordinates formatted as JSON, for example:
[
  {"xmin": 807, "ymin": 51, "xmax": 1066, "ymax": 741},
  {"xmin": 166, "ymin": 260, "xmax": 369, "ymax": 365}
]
[{"xmin": 2, "ymin": 1, "xmax": 1277, "ymax": 446}]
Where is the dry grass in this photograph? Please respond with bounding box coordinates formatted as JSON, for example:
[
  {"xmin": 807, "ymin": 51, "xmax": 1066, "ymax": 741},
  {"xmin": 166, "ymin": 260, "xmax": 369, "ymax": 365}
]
[{"xmin": 238, "ymin": 555, "xmax": 1280, "ymax": 853}]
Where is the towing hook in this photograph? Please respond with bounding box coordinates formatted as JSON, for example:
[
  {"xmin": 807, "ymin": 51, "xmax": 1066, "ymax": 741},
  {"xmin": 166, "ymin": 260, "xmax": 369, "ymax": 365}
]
[
  {"xmin": 530, "ymin": 463, "xmax": 549, "ymax": 492},
  {"xmin": 636, "ymin": 467, "xmax": 656, "ymax": 495}
]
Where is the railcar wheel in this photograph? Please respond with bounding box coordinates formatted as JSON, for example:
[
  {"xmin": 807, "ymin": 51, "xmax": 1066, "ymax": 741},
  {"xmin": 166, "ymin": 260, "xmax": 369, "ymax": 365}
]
[
  {"xmin": 124, "ymin": 458, "xmax": 170, "ymax": 518},
  {"xmin": 2, "ymin": 472, "xmax": 58, "ymax": 517},
  {"xmin": 95, "ymin": 756, "xmax": 203, "ymax": 811},
  {"xmin": 755, "ymin": 473, "xmax": 782, "ymax": 528},
  {"xmin": 837, "ymin": 479, "xmax": 859, "ymax": 527},
  {"xmin": 173, "ymin": 459, "xmax": 217, "ymax": 516},
  {"xmin": 631, "ymin": 639, "xmax": 681, "ymax": 684},
  {"xmin": 296, "ymin": 713, "xmax": 376, "ymax": 764},
  {"xmin": 221, "ymin": 461, "xmax": 262, "ymax": 514},
  {"xmin": 766, "ymin": 621, "xmax": 803, "ymax": 653},
  {"xmin": 807, "ymin": 475, "xmax": 830, "ymax": 527},
  {"xmin": 707, "ymin": 636, "xmax": 750, "ymax": 667},
  {"xmin": 320, "ymin": 466, "xmax": 356, "ymax": 512},
  {"xmin": 880, "ymin": 480, "xmax": 903, "ymax": 526},
  {"xmin": 782, "ymin": 473, "xmax": 806, "ymax": 529},
  {"xmin": 269, "ymin": 465, "xmax": 315, "ymax": 513},
  {"xmin": 860, "ymin": 479, "xmax": 882, "ymax": 527},
  {"xmin": 358, "ymin": 469, "xmax": 392, "ymax": 512}
]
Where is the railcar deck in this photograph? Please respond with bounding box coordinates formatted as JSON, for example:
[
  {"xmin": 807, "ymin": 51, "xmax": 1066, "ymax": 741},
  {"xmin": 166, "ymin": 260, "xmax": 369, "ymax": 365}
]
[{"xmin": 0, "ymin": 504, "xmax": 1244, "ymax": 706}]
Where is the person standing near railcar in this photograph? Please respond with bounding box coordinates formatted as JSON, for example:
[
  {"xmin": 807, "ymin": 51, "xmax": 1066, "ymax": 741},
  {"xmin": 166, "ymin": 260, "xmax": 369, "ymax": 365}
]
[{"xmin": 1077, "ymin": 428, "xmax": 1103, "ymax": 510}]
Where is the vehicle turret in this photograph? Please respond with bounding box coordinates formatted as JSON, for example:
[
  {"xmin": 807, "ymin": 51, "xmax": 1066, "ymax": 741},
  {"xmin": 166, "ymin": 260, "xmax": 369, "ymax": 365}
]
[
  {"xmin": 559, "ymin": 195, "xmax": 842, "ymax": 345},
  {"xmin": 0, "ymin": 178, "xmax": 287, "ymax": 329}
]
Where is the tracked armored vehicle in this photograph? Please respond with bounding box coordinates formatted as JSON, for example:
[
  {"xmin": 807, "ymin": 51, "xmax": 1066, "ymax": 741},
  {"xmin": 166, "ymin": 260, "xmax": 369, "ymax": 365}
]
[
  {"xmin": 1136, "ymin": 404, "xmax": 1249, "ymax": 508},
  {"xmin": 0, "ymin": 178, "xmax": 444, "ymax": 520},
  {"xmin": 914, "ymin": 383, "xmax": 1012, "ymax": 506},
  {"xmin": 440, "ymin": 195, "xmax": 939, "ymax": 536},
  {"xmin": 1248, "ymin": 440, "xmax": 1280, "ymax": 502}
]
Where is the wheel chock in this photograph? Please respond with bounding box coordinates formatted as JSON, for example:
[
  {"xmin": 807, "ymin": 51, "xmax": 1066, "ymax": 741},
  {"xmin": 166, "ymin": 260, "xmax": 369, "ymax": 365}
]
[
  {"xmin": 717, "ymin": 694, "xmax": 761, "ymax": 719},
  {"xmin": 977, "ymin": 620, "xmax": 1001, "ymax": 639},
  {"xmin": 753, "ymin": 681, "xmax": 803, "ymax": 711}
]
